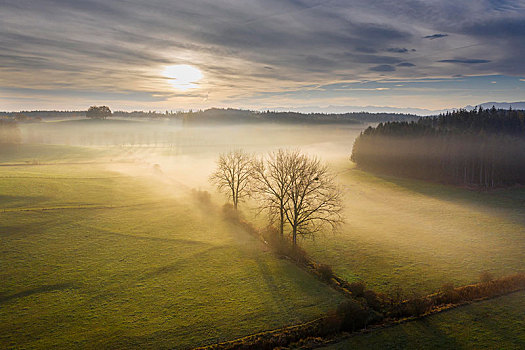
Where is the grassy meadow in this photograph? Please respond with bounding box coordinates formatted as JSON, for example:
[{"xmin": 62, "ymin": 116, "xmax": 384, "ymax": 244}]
[
  {"xmin": 303, "ymin": 161, "xmax": 525, "ymax": 294},
  {"xmin": 2, "ymin": 120, "xmax": 525, "ymax": 348},
  {"xmin": 0, "ymin": 144, "xmax": 344, "ymax": 349},
  {"xmin": 323, "ymin": 291, "xmax": 525, "ymax": 350}
]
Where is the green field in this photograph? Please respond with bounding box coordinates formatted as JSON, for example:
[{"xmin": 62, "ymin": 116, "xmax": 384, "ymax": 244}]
[
  {"xmin": 324, "ymin": 291, "xmax": 525, "ymax": 350},
  {"xmin": 303, "ymin": 161, "xmax": 525, "ymax": 294},
  {"xmin": 0, "ymin": 144, "xmax": 344, "ymax": 349},
  {"xmin": 2, "ymin": 123, "xmax": 525, "ymax": 349}
]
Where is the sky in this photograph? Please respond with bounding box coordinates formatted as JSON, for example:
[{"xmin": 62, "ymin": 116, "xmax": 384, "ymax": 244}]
[{"xmin": 1, "ymin": 0, "xmax": 524, "ymax": 113}]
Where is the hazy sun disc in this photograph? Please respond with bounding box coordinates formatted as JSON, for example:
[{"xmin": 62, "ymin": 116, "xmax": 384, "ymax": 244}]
[{"xmin": 163, "ymin": 64, "xmax": 203, "ymax": 91}]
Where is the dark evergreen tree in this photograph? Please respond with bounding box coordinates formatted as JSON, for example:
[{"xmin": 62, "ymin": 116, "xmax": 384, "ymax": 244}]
[{"xmin": 351, "ymin": 108, "xmax": 525, "ymax": 188}]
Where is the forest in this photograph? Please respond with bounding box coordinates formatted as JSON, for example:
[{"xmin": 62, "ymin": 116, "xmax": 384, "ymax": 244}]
[
  {"xmin": 351, "ymin": 107, "xmax": 525, "ymax": 188},
  {"xmin": 0, "ymin": 108, "xmax": 417, "ymax": 124},
  {"xmin": 178, "ymin": 108, "xmax": 417, "ymax": 124}
]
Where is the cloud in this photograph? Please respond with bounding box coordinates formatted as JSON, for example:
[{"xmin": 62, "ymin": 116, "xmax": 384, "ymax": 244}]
[
  {"xmin": 439, "ymin": 59, "xmax": 491, "ymax": 64},
  {"xmin": 355, "ymin": 47, "xmax": 378, "ymax": 53},
  {"xmin": 387, "ymin": 47, "xmax": 409, "ymax": 53},
  {"xmin": 0, "ymin": 0, "xmax": 524, "ymax": 109},
  {"xmin": 369, "ymin": 65, "xmax": 396, "ymax": 72},
  {"xmin": 397, "ymin": 62, "xmax": 416, "ymax": 67},
  {"xmin": 423, "ymin": 33, "xmax": 448, "ymax": 39}
]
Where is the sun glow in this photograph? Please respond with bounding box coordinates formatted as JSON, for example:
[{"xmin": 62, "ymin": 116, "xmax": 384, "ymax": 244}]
[{"xmin": 163, "ymin": 64, "xmax": 203, "ymax": 91}]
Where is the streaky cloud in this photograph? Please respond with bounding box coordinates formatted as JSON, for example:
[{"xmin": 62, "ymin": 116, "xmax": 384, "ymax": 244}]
[
  {"xmin": 424, "ymin": 33, "xmax": 448, "ymax": 39},
  {"xmin": 439, "ymin": 59, "xmax": 491, "ymax": 64},
  {"xmin": 369, "ymin": 65, "xmax": 396, "ymax": 72}
]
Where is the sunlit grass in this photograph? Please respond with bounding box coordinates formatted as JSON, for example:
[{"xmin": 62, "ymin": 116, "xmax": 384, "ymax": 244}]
[
  {"xmin": 303, "ymin": 161, "xmax": 525, "ymax": 294},
  {"xmin": 3, "ymin": 121, "xmax": 525, "ymax": 348},
  {"xmin": 324, "ymin": 291, "xmax": 525, "ymax": 349},
  {"xmin": 0, "ymin": 145, "xmax": 344, "ymax": 349}
]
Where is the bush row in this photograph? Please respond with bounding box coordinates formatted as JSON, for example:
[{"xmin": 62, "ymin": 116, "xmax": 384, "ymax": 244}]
[
  {"xmin": 196, "ymin": 316, "xmax": 340, "ymax": 350},
  {"xmin": 218, "ymin": 208, "xmax": 525, "ymax": 348},
  {"xmin": 390, "ymin": 272, "xmax": 525, "ymax": 319},
  {"xmin": 198, "ymin": 273, "xmax": 525, "ymax": 350}
]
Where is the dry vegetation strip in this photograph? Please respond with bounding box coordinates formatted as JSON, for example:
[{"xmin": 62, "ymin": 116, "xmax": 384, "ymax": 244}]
[
  {"xmin": 0, "ymin": 158, "xmax": 345, "ymax": 349},
  {"xmin": 204, "ymin": 207, "xmax": 525, "ymax": 349},
  {"xmin": 195, "ymin": 273, "xmax": 525, "ymax": 350}
]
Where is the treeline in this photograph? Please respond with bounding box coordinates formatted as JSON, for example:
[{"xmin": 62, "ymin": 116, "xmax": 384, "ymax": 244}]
[
  {"xmin": 0, "ymin": 110, "xmax": 172, "ymax": 120},
  {"xmin": 181, "ymin": 108, "xmax": 417, "ymax": 124},
  {"xmin": 0, "ymin": 111, "xmax": 84, "ymax": 120},
  {"xmin": 113, "ymin": 110, "xmax": 177, "ymax": 119},
  {"xmin": 0, "ymin": 108, "xmax": 418, "ymax": 124},
  {"xmin": 351, "ymin": 108, "xmax": 525, "ymax": 188}
]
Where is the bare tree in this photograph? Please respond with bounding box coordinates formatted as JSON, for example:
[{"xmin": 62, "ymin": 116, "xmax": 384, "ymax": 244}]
[
  {"xmin": 210, "ymin": 149, "xmax": 253, "ymax": 210},
  {"xmin": 284, "ymin": 153, "xmax": 343, "ymax": 245},
  {"xmin": 252, "ymin": 149, "xmax": 297, "ymax": 236}
]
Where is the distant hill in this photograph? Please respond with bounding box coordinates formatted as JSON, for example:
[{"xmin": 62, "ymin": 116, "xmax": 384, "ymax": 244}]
[
  {"xmin": 0, "ymin": 108, "xmax": 418, "ymax": 124},
  {"xmin": 178, "ymin": 108, "xmax": 418, "ymax": 124},
  {"xmin": 2, "ymin": 103, "xmax": 523, "ymax": 121},
  {"xmin": 267, "ymin": 105, "xmax": 440, "ymax": 116},
  {"xmin": 465, "ymin": 102, "xmax": 525, "ymax": 111},
  {"xmin": 266, "ymin": 101, "xmax": 525, "ymax": 116},
  {"xmin": 0, "ymin": 110, "xmax": 85, "ymax": 120}
]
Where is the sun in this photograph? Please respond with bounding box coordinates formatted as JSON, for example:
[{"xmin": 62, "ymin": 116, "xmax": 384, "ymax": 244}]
[{"xmin": 163, "ymin": 64, "xmax": 203, "ymax": 91}]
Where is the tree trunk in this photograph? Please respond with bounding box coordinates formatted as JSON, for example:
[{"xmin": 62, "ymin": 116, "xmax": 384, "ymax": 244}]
[
  {"xmin": 232, "ymin": 188, "xmax": 236, "ymax": 209},
  {"xmin": 292, "ymin": 225, "xmax": 297, "ymax": 245},
  {"xmin": 279, "ymin": 208, "xmax": 284, "ymax": 237}
]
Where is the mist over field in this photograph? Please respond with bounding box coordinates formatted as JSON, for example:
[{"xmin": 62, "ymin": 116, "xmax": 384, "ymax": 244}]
[
  {"xmin": 9, "ymin": 118, "xmax": 525, "ymax": 285},
  {"xmin": 19, "ymin": 120, "xmax": 362, "ymax": 188},
  {"xmin": 2, "ymin": 0, "xmax": 525, "ymax": 348},
  {"xmin": 1, "ymin": 114, "xmax": 524, "ymax": 349}
]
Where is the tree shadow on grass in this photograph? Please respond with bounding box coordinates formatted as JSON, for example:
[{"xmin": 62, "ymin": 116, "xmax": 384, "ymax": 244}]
[
  {"xmin": 397, "ymin": 317, "xmax": 465, "ymax": 350},
  {"xmin": 454, "ymin": 295, "xmax": 525, "ymax": 349},
  {"xmin": 253, "ymin": 255, "xmax": 290, "ymax": 316},
  {"xmin": 0, "ymin": 282, "xmax": 77, "ymax": 304},
  {"xmin": 82, "ymin": 224, "xmax": 217, "ymax": 245},
  {"xmin": 0, "ymin": 194, "xmax": 51, "ymax": 208},
  {"xmin": 355, "ymin": 169, "xmax": 525, "ymax": 224},
  {"xmin": 137, "ymin": 245, "xmax": 226, "ymax": 281},
  {"xmin": 0, "ymin": 218, "xmax": 61, "ymax": 238},
  {"xmin": 347, "ymin": 317, "xmax": 464, "ymax": 350}
]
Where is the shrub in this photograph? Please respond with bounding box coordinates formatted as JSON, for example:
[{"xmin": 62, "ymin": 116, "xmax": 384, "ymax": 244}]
[
  {"xmin": 367, "ymin": 309, "xmax": 384, "ymax": 325},
  {"xmin": 441, "ymin": 282, "xmax": 454, "ymax": 292},
  {"xmin": 264, "ymin": 230, "xmax": 310, "ymax": 265},
  {"xmin": 363, "ymin": 289, "xmax": 385, "ymax": 312},
  {"xmin": 389, "ymin": 286, "xmax": 404, "ymax": 303},
  {"xmin": 285, "ymin": 243, "xmax": 309, "ymax": 265},
  {"xmin": 336, "ymin": 299, "xmax": 369, "ymax": 332},
  {"xmin": 439, "ymin": 283, "xmax": 461, "ymax": 304},
  {"xmin": 480, "ymin": 271, "xmax": 494, "ymax": 283},
  {"xmin": 317, "ymin": 264, "xmax": 334, "ymax": 282},
  {"xmin": 347, "ymin": 281, "xmax": 366, "ymax": 297},
  {"xmin": 261, "ymin": 225, "xmax": 279, "ymax": 243},
  {"xmin": 404, "ymin": 293, "xmax": 432, "ymax": 317},
  {"xmin": 222, "ymin": 203, "xmax": 240, "ymax": 221},
  {"xmin": 318, "ymin": 312, "xmax": 343, "ymax": 336},
  {"xmin": 409, "ymin": 298, "xmax": 430, "ymax": 316},
  {"xmin": 191, "ymin": 188, "xmax": 211, "ymax": 205}
]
